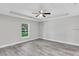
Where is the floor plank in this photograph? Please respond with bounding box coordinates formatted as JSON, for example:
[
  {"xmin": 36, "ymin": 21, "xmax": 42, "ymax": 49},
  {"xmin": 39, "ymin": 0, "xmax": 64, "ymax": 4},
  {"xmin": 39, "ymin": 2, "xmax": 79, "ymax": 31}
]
[{"xmin": 0, "ymin": 39, "xmax": 79, "ymax": 56}]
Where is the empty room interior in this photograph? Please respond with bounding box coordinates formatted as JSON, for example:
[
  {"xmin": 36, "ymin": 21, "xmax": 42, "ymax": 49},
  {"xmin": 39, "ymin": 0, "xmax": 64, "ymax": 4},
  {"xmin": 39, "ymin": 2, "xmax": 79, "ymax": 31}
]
[{"xmin": 0, "ymin": 3, "xmax": 79, "ymax": 56}]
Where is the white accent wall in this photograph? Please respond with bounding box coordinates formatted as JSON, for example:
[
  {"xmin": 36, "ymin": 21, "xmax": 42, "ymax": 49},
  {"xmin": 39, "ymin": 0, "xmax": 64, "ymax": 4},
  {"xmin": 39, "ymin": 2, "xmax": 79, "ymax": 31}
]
[
  {"xmin": 42, "ymin": 16, "xmax": 79, "ymax": 45},
  {"xmin": 0, "ymin": 14, "xmax": 39, "ymax": 47}
]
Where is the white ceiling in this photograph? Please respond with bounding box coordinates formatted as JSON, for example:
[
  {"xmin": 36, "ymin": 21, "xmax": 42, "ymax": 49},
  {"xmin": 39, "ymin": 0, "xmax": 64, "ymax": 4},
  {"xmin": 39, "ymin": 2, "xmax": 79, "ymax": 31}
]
[{"xmin": 0, "ymin": 3, "xmax": 79, "ymax": 21}]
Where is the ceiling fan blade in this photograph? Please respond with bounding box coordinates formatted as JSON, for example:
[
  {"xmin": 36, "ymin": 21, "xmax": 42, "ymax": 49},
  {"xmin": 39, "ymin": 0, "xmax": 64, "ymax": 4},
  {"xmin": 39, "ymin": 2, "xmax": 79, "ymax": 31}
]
[
  {"xmin": 43, "ymin": 13, "xmax": 51, "ymax": 15},
  {"xmin": 43, "ymin": 14, "xmax": 46, "ymax": 17},
  {"xmin": 10, "ymin": 11, "xmax": 38, "ymax": 19},
  {"xmin": 32, "ymin": 13, "xmax": 39, "ymax": 14},
  {"xmin": 36, "ymin": 14, "xmax": 40, "ymax": 17}
]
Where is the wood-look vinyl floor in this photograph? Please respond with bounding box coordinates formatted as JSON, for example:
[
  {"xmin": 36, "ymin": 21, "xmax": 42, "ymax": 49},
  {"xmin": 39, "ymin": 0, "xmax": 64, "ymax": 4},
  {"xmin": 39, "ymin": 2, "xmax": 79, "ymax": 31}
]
[{"xmin": 0, "ymin": 39, "xmax": 79, "ymax": 56}]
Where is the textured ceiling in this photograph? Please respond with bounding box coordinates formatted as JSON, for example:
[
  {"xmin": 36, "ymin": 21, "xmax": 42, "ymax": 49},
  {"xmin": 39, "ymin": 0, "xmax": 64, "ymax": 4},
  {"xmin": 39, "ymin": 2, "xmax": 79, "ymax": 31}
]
[{"xmin": 0, "ymin": 3, "xmax": 79, "ymax": 21}]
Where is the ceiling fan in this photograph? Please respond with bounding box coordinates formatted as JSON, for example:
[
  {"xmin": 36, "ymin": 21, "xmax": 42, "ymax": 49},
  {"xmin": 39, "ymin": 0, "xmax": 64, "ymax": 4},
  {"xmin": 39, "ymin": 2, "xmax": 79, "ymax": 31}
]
[{"xmin": 32, "ymin": 9, "xmax": 51, "ymax": 17}]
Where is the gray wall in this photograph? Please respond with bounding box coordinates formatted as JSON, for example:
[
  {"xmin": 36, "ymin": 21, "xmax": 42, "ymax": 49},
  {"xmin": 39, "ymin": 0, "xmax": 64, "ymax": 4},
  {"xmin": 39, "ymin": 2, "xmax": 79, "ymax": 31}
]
[
  {"xmin": 0, "ymin": 14, "xmax": 39, "ymax": 47},
  {"xmin": 39, "ymin": 22, "xmax": 43, "ymax": 38},
  {"xmin": 42, "ymin": 16, "xmax": 79, "ymax": 45},
  {"xmin": 1, "ymin": 13, "xmax": 79, "ymax": 47}
]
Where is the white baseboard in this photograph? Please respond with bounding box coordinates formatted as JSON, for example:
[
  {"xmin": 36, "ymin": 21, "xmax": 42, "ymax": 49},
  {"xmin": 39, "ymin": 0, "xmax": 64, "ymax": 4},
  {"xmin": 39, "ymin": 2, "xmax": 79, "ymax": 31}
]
[
  {"xmin": 0, "ymin": 38, "xmax": 38, "ymax": 49},
  {"xmin": 42, "ymin": 38, "xmax": 79, "ymax": 47},
  {"xmin": 1, "ymin": 38, "xmax": 79, "ymax": 49}
]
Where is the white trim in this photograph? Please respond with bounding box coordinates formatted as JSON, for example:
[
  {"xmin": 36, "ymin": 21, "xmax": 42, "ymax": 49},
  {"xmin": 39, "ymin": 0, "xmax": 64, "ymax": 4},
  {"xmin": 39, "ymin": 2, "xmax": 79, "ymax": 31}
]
[
  {"xmin": 0, "ymin": 38, "xmax": 38, "ymax": 49},
  {"xmin": 0, "ymin": 13, "xmax": 40, "ymax": 22},
  {"xmin": 43, "ymin": 38, "xmax": 79, "ymax": 47},
  {"xmin": 1, "ymin": 38, "xmax": 79, "ymax": 49}
]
